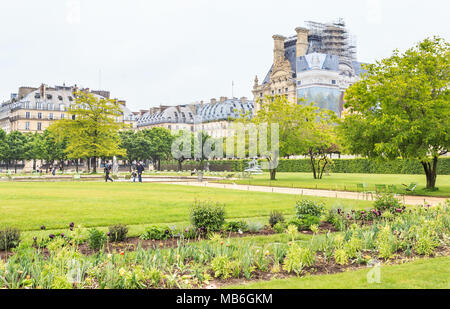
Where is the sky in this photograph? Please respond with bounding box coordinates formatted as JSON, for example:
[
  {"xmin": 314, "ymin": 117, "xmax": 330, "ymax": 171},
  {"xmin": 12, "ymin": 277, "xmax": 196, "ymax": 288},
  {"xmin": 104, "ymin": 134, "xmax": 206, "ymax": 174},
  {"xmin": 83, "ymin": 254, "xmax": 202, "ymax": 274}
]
[{"xmin": 0, "ymin": 0, "xmax": 448, "ymax": 111}]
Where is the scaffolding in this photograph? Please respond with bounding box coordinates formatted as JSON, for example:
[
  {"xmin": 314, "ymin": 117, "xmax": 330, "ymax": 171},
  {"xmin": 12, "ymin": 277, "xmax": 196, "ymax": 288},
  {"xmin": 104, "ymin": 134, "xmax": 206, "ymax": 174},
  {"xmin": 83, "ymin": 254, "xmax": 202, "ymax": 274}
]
[{"xmin": 304, "ymin": 19, "xmax": 357, "ymax": 61}]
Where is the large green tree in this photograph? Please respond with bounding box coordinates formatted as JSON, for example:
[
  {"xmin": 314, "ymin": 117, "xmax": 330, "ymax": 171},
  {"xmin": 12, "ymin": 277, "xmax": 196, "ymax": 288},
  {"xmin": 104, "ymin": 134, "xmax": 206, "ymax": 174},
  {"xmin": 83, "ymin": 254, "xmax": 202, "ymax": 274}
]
[
  {"xmin": 249, "ymin": 95, "xmax": 338, "ymax": 180},
  {"xmin": 141, "ymin": 127, "xmax": 174, "ymax": 171},
  {"xmin": 49, "ymin": 91, "xmax": 126, "ymax": 173},
  {"xmin": 339, "ymin": 37, "xmax": 449, "ymax": 189}
]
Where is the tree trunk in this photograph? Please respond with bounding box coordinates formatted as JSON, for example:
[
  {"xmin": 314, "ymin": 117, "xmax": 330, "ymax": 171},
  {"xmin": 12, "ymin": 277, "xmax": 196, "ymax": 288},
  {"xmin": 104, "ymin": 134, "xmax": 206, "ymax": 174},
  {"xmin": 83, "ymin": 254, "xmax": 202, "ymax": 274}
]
[
  {"xmin": 421, "ymin": 157, "xmax": 438, "ymax": 190},
  {"xmin": 309, "ymin": 152, "xmax": 317, "ymax": 179},
  {"xmin": 33, "ymin": 159, "xmax": 36, "ymax": 172},
  {"xmin": 178, "ymin": 160, "xmax": 183, "ymax": 171},
  {"xmin": 93, "ymin": 157, "xmax": 97, "ymax": 173},
  {"xmin": 270, "ymin": 168, "xmax": 277, "ymax": 180},
  {"xmin": 76, "ymin": 159, "xmax": 79, "ymax": 173}
]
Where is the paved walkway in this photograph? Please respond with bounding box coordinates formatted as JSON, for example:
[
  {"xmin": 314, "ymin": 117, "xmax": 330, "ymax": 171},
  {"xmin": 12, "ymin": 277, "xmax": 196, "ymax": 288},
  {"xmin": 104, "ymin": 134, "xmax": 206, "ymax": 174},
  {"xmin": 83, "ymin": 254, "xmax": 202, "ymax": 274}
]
[{"xmin": 161, "ymin": 181, "xmax": 448, "ymax": 206}]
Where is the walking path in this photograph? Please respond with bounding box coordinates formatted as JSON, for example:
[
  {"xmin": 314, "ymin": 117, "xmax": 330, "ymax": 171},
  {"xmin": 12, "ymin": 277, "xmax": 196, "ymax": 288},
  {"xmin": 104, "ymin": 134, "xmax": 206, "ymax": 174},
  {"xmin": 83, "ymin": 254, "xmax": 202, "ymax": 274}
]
[{"xmin": 161, "ymin": 181, "xmax": 448, "ymax": 206}]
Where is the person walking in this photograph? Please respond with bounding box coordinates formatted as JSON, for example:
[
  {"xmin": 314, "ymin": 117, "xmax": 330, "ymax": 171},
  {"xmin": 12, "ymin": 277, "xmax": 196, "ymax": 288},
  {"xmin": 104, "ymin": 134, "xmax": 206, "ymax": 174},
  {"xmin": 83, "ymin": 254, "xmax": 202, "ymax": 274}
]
[
  {"xmin": 104, "ymin": 161, "xmax": 114, "ymax": 182},
  {"xmin": 131, "ymin": 169, "xmax": 137, "ymax": 183},
  {"xmin": 52, "ymin": 165, "xmax": 57, "ymax": 176},
  {"xmin": 136, "ymin": 162, "xmax": 144, "ymax": 183}
]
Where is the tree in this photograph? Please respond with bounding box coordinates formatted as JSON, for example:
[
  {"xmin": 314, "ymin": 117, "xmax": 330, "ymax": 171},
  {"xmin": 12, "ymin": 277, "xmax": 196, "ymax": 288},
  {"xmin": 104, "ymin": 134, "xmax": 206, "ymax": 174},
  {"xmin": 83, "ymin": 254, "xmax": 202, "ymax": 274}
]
[
  {"xmin": 141, "ymin": 127, "xmax": 174, "ymax": 171},
  {"xmin": 5, "ymin": 131, "xmax": 27, "ymax": 172},
  {"xmin": 339, "ymin": 37, "xmax": 450, "ymax": 190},
  {"xmin": 40, "ymin": 130, "xmax": 67, "ymax": 171},
  {"xmin": 248, "ymin": 95, "xmax": 338, "ymax": 180},
  {"xmin": 0, "ymin": 129, "xmax": 8, "ymax": 169},
  {"xmin": 171, "ymin": 130, "xmax": 194, "ymax": 171},
  {"xmin": 49, "ymin": 91, "xmax": 127, "ymax": 173}
]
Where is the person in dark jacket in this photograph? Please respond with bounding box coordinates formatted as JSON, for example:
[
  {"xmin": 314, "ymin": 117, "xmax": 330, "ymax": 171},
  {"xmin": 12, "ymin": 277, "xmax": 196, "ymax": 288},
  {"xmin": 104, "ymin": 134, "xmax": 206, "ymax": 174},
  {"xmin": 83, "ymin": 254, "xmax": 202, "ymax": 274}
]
[
  {"xmin": 104, "ymin": 161, "xmax": 114, "ymax": 182},
  {"xmin": 136, "ymin": 162, "xmax": 144, "ymax": 183}
]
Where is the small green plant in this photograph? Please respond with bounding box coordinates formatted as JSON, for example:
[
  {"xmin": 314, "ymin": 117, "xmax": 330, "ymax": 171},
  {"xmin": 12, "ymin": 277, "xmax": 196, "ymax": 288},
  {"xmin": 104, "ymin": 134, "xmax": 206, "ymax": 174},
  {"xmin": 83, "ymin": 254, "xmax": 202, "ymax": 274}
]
[
  {"xmin": 190, "ymin": 200, "xmax": 225, "ymax": 234},
  {"xmin": 140, "ymin": 226, "xmax": 172, "ymax": 240},
  {"xmin": 283, "ymin": 244, "xmax": 315, "ymax": 275},
  {"xmin": 344, "ymin": 236, "xmax": 363, "ymax": 258},
  {"xmin": 374, "ymin": 193, "xmax": 402, "ymax": 213},
  {"xmin": 0, "ymin": 227, "xmax": 21, "ymax": 251},
  {"xmin": 224, "ymin": 220, "xmax": 248, "ymax": 233},
  {"xmin": 414, "ymin": 227, "xmax": 439, "ymax": 256},
  {"xmin": 334, "ymin": 248, "xmax": 348, "ymax": 265},
  {"xmin": 295, "ymin": 200, "xmax": 325, "ymax": 219},
  {"xmin": 376, "ymin": 225, "xmax": 396, "ymax": 259},
  {"xmin": 211, "ymin": 256, "xmax": 237, "ymax": 279},
  {"xmin": 268, "ymin": 210, "xmax": 285, "ymax": 227},
  {"xmin": 247, "ymin": 221, "xmax": 265, "ymax": 233},
  {"xmin": 273, "ymin": 222, "xmax": 287, "ymax": 234},
  {"xmin": 108, "ymin": 224, "xmax": 128, "ymax": 242},
  {"xmin": 87, "ymin": 228, "xmax": 107, "ymax": 251}
]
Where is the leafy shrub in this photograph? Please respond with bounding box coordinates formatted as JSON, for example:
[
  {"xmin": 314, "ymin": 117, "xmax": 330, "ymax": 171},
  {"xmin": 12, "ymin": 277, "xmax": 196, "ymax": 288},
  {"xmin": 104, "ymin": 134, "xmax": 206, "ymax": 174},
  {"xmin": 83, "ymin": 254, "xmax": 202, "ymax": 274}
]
[
  {"xmin": 374, "ymin": 193, "xmax": 402, "ymax": 213},
  {"xmin": 87, "ymin": 228, "xmax": 107, "ymax": 251},
  {"xmin": 0, "ymin": 227, "xmax": 21, "ymax": 250},
  {"xmin": 108, "ymin": 224, "xmax": 128, "ymax": 242},
  {"xmin": 283, "ymin": 245, "xmax": 315, "ymax": 275},
  {"xmin": 414, "ymin": 227, "xmax": 439, "ymax": 256},
  {"xmin": 295, "ymin": 200, "xmax": 325, "ymax": 219},
  {"xmin": 268, "ymin": 210, "xmax": 285, "ymax": 227},
  {"xmin": 273, "ymin": 222, "xmax": 287, "ymax": 234},
  {"xmin": 376, "ymin": 225, "xmax": 396, "ymax": 259},
  {"xmin": 190, "ymin": 200, "xmax": 225, "ymax": 234},
  {"xmin": 211, "ymin": 256, "xmax": 238, "ymax": 279},
  {"xmin": 224, "ymin": 220, "xmax": 248, "ymax": 233},
  {"xmin": 344, "ymin": 236, "xmax": 363, "ymax": 258},
  {"xmin": 247, "ymin": 221, "xmax": 265, "ymax": 233},
  {"xmin": 288, "ymin": 215, "xmax": 320, "ymax": 231},
  {"xmin": 334, "ymin": 248, "xmax": 348, "ymax": 265},
  {"xmin": 140, "ymin": 226, "xmax": 173, "ymax": 240}
]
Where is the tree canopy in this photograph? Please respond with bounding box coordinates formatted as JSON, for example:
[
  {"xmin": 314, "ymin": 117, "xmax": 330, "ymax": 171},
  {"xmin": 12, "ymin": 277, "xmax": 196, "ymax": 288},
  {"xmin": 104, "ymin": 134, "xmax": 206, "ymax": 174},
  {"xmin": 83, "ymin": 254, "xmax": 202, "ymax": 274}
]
[{"xmin": 339, "ymin": 37, "xmax": 450, "ymax": 189}]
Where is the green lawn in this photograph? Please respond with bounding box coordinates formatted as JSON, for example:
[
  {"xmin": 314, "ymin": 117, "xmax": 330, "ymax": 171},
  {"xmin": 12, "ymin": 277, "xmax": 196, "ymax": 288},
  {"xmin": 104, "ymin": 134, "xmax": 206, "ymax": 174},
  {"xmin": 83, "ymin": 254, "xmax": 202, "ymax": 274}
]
[
  {"xmin": 218, "ymin": 173, "xmax": 450, "ymax": 197},
  {"xmin": 0, "ymin": 182, "xmax": 373, "ymax": 232},
  {"xmin": 227, "ymin": 257, "xmax": 450, "ymax": 289}
]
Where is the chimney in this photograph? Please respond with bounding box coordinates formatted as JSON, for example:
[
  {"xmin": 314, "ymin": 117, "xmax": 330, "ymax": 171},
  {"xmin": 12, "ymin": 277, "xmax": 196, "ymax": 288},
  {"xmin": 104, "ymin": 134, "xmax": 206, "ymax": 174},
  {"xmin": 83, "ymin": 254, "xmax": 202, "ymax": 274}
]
[
  {"xmin": 295, "ymin": 27, "xmax": 309, "ymax": 57},
  {"xmin": 39, "ymin": 83, "xmax": 47, "ymax": 99},
  {"xmin": 220, "ymin": 96, "xmax": 228, "ymax": 103},
  {"xmin": 272, "ymin": 35, "xmax": 286, "ymax": 64},
  {"xmin": 240, "ymin": 97, "xmax": 247, "ymax": 103},
  {"xmin": 210, "ymin": 98, "xmax": 217, "ymax": 104}
]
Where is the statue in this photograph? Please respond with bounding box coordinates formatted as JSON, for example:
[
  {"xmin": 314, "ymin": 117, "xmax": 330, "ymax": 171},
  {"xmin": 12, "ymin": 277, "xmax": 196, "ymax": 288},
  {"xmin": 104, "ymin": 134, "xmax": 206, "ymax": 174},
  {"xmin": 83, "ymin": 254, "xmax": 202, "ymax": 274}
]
[{"xmin": 244, "ymin": 158, "xmax": 263, "ymax": 175}]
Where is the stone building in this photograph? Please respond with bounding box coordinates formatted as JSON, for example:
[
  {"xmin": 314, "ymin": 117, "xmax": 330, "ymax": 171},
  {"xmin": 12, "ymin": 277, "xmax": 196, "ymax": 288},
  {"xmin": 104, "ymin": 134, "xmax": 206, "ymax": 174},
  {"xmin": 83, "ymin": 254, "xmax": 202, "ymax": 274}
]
[
  {"xmin": 136, "ymin": 97, "xmax": 254, "ymax": 138},
  {"xmin": 0, "ymin": 84, "xmax": 136, "ymax": 133},
  {"xmin": 252, "ymin": 19, "xmax": 367, "ymax": 117}
]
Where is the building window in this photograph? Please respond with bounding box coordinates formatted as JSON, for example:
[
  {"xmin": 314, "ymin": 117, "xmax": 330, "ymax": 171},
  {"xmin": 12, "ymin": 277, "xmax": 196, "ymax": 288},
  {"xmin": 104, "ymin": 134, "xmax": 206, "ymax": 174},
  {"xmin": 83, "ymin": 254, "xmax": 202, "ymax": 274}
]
[
  {"xmin": 37, "ymin": 102, "xmax": 42, "ymax": 109},
  {"xmin": 297, "ymin": 81, "xmax": 301, "ymax": 86},
  {"xmin": 25, "ymin": 122, "xmax": 30, "ymax": 130},
  {"xmin": 58, "ymin": 95, "xmax": 63, "ymax": 101},
  {"xmin": 60, "ymin": 104, "xmax": 65, "ymax": 111},
  {"xmin": 285, "ymin": 88, "xmax": 288, "ymax": 92},
  {"xmin": 260, "ymin": 93, "xmax": 263, "ymax": 97},
  {"xmin": 332, "ymin": 80, "xmax": 336, "ymax": 85},
  {"xmin": 25, "ymin": 112, "xmax": 30, "ymax": 119},
  {"xmin": 25, "ymin": 102, "xmax": 30, "ymax": 109},
  {"xmin": 61, "ymin": 114, "xmax": 65, "ymax": 119},
  {"xmin": 49, "ymin": 113, "xmax": 53, "ymax": 120},
  {"xmin": 38, "ymin": 112, "xmax": 42, "ymax": 119},
  {"xmin": 37, "ymin": 122, "xmax": 42, "ymax": 131},
  {"xmin": 47, "ymin": 94, "xmax": 52, "ymax": 100}
]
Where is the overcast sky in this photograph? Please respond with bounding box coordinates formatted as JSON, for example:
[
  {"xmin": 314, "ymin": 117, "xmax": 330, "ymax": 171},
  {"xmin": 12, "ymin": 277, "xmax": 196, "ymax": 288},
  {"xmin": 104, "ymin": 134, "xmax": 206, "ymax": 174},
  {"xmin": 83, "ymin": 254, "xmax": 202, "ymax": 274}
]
[{"xmin": 0, "ymin": 0, "xmax": 448, "ymax": 110}]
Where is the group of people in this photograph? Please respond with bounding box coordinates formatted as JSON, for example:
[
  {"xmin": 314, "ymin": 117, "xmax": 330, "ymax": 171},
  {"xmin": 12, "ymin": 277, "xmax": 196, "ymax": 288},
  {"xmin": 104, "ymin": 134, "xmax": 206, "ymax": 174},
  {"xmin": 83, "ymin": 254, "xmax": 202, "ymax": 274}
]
[{"xmin": 103, "ymin": 161, "xmax": 145, "ymax": 183}]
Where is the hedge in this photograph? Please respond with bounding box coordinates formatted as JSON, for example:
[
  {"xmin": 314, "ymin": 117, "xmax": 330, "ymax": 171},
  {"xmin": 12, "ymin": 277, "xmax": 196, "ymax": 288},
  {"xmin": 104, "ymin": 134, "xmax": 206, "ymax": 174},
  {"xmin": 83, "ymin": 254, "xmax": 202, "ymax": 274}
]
[{"xmin": 160, "ymin": 157, "xmax": 450, "ymax": 175}]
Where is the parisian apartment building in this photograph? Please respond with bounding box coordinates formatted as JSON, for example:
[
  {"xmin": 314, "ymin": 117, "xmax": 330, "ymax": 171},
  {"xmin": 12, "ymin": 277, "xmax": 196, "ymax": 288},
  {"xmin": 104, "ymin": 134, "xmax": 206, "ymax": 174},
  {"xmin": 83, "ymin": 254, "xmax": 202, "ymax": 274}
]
[{"xmin": 0, "ymin": 84, "xmax": 136, "ymax": 134}]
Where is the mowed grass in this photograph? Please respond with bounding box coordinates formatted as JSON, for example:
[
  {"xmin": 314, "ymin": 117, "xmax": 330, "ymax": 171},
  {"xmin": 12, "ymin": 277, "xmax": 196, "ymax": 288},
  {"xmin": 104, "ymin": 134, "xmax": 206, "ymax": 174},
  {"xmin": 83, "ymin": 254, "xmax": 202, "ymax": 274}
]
[
  {"xmin": 218, "ymin": 173, "xmax": 450, "ymax": 197},
  {"xmin": 0, "ymin": 182, "xmax": 373, "ymax": 231},
  {"xmin": 227, "ymin": 257, "xmax": 450, "ymax": 289}
]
